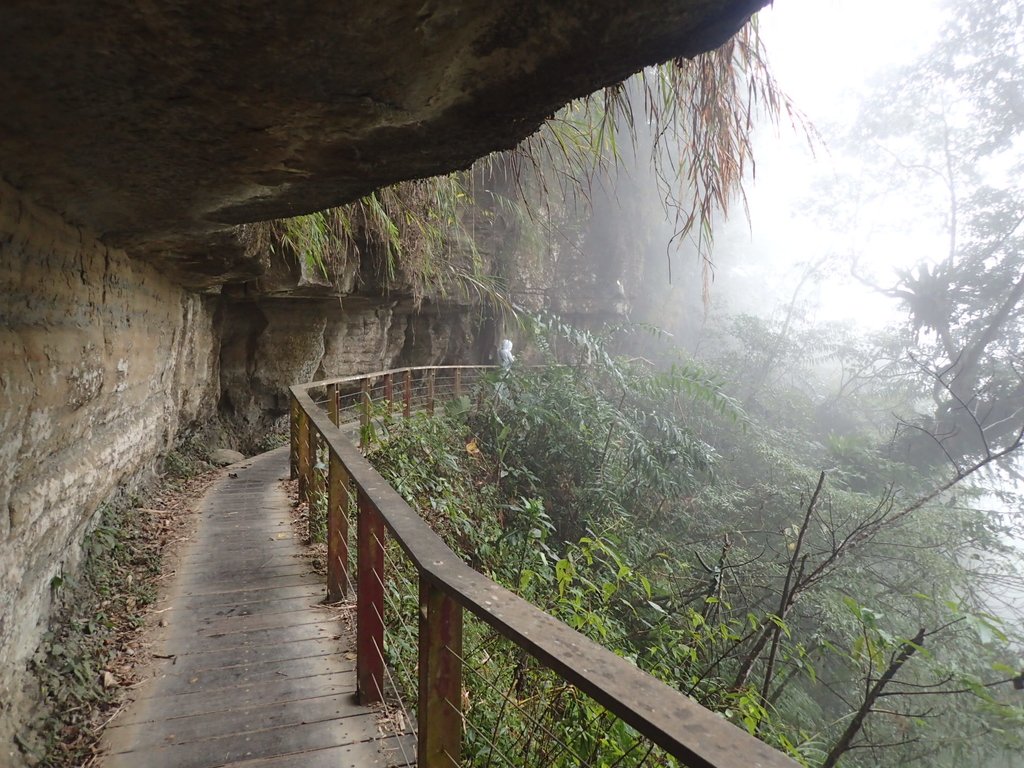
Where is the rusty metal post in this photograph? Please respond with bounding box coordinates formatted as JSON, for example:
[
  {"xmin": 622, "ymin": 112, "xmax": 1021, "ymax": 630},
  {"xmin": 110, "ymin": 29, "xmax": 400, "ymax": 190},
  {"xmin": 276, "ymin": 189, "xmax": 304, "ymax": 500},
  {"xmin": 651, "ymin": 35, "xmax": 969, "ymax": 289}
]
[
  {"xmin": 327, "ymin": 383, "xmax": 339, "ymax": 426},
  {"xmin": 326, "ymin": 450, "xmax": 351, "ymax": 601},
  {"xmin": 360, "ymin": 377, "xmax": 371, "ymax": 450},
  {"xmin": 418, "ymin": 580, "xmax": 463, "ymax": 767},
  {"xmin": 383, "ymin": 373, "xmax": 393, "ymax": 413},
  {"xmin": 296, "ymin": 406, "xmax": 312, "ymax": 503},
  {"xmin": 289, "ymin": 395, "xmax": 299, "ymax": 480},
  {"xmin": 403, "ymin": 370, "xmax": 412, "ymax": 418},
  {"xmin": 454, "ymin": 368, "xmax": 462, "ymax": 398},
  {"xmin": 356, "ymin": 488, "xmax": 385, "ymax": 705},
  {"xmin": 427, "ymin": 369, "xmax": 436, "ymax": 415}
]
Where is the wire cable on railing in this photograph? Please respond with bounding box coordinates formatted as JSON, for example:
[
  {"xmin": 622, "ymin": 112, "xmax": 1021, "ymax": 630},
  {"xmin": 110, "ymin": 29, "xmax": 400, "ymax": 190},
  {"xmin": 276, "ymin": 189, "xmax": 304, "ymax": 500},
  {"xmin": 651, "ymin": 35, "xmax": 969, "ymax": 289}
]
[
  {"xmin": 369, "ymin": 632, "xmax": 417, "ymax": 768},
  {"xmin": 443, "ymin": 641, "xmax": 591, "ymax": 766},
  {"xmin": 367, "ymin": 529, "xmax": 421, "ymax": 756},
  {"xmin": 373, "ymin": 532, "xmax": 422, "ymax": 695},
  {"xmin": 444, "ymin": 697, "xmax": 520, "ymax": 768}
]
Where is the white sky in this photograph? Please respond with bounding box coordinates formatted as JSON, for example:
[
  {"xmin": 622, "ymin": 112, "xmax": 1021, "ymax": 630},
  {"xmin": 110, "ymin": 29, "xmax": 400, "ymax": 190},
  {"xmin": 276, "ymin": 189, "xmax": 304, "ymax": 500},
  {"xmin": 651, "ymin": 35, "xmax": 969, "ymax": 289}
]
[{"xmin": 718, "ymin": 0, "xmax": 948, "ymax": 328}]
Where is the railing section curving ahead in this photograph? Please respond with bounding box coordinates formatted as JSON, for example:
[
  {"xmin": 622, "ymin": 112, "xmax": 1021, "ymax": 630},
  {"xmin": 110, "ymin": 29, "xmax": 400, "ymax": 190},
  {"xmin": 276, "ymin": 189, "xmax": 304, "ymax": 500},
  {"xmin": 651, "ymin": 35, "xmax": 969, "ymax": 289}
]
[{"xmin": 289, "ymin": 365, "xmax": 798, "ymax": 768}]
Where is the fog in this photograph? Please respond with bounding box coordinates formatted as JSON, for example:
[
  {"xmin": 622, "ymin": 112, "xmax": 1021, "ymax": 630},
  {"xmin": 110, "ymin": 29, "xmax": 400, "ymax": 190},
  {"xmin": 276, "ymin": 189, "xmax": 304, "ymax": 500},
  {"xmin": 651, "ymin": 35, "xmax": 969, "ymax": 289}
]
[{"xmin": 565, "ymin": 3, "xmax": 1024, "ymax": 762}]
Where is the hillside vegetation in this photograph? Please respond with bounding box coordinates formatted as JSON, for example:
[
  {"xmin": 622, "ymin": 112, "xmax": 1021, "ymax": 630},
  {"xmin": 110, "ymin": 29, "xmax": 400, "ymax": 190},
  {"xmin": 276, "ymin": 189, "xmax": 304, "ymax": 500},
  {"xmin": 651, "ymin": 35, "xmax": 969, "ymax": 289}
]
[{"xmin": 362, "ymin": 320, "xmax": 1024, "ymax": 767}]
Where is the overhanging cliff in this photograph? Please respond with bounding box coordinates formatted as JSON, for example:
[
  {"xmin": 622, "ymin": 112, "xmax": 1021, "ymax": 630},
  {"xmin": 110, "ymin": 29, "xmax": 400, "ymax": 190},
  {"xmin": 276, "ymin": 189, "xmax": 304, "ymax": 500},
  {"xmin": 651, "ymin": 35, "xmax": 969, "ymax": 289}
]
[{"xmin": 0, "ymin": 0, "xmax": 765, "ymax": 287}]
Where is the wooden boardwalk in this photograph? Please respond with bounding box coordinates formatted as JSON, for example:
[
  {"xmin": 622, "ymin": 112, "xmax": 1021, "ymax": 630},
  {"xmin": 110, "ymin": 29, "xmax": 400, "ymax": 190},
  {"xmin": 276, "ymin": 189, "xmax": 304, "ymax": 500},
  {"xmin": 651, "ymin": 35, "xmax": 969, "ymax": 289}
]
[{"xmin": 100, "ymin": 447, "xmax": 412, "ymax": 768}]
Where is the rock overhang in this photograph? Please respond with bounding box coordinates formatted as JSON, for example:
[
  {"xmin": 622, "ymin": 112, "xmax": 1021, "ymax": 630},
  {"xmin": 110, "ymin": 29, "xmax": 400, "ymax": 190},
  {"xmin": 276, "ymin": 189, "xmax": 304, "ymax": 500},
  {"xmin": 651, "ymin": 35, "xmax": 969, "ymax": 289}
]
[{"xmin": 0, "ymin": 0, "xmax": 768, "ymax": 287}]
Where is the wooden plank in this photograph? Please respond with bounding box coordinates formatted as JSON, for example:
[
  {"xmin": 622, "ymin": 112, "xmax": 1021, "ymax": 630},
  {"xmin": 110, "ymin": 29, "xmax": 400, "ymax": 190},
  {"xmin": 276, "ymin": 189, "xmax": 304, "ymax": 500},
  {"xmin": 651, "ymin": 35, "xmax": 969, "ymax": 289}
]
[
  {"xmin": 190, "ymin": 520, "xmax": 288, "ymax": 532},
  {"xmin": 172, "ymin": 552, "xmax": 306, "ymax": 571},
  {"xmin": 103, "ymin": 712, "xmax": 383, "ymax": 768},
  {"xmin": 192, "ymin": 607, "xmax": 339, "ymax": 637},
  {"xmin": 145, "ymin": 654, "xmax": 355, "ymax": 697},
  {"xmin": 154, "ymin": 623, "xmax": 333, "ymax": 665},
  {"xmin": 161, "ymin": 618, "xmax": 341, "ymax": 656},
  {"xmin": 104, "ymin": 693, "xmax": 361, "ymax": 753},
  {"xmin": 115, "ymin": 671, "xmax": 358, "ymax": 725},
  {"xmin": 222, "ymin": 734, "xmax": 416, "ymax": 768},
  {"xmin": 173, "ymin": 574, "xmax": 319, "ymax": 599},
  {"xmin": 153, "ymin": 583, "xmax": 324, "ymax": 611},
  {"xmin": 175, "ymin": 548, "xmax": 308, "ymax": 568},
  {"xmin": 164, "ymin": 636, "xmax": 339, "ymax": 674},
  {"xmin": 183, "ymin": 596, "xmax": 326, "ymax": 622},
  {"xmin": 182, "ymin": 563, "xmax": 312, "ymax": 582}
]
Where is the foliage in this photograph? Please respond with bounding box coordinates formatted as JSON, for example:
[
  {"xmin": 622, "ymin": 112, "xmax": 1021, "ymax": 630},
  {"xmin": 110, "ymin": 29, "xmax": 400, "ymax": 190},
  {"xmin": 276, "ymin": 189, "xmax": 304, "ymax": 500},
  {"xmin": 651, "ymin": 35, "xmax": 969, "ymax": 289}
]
[
  {"xmin": 365, "ymin": 310, "xmax": 1024, "ymax": 766},
  {"xmin": 241, "ymin": 175, "xmax": 507, "ymax": 310},
  {"xmin": 21, "ymin": 501, "xmax": 164, "ymax": 765}
]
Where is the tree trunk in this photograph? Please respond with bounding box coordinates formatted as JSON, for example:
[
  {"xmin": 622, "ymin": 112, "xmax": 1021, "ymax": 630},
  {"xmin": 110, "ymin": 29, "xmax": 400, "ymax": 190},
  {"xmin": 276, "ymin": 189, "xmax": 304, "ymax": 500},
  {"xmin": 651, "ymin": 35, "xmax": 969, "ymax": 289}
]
[{"xmin": 820, "ymin": 627, "xmax": 927, "ymax": 768}]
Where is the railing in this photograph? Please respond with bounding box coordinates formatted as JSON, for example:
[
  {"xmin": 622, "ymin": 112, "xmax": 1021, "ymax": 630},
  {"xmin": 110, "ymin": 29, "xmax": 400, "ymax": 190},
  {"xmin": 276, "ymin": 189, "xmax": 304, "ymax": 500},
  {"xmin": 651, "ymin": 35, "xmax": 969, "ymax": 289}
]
[{"xmin": 289, "ymin": 365, "xmax": 798, "ymax": 768}]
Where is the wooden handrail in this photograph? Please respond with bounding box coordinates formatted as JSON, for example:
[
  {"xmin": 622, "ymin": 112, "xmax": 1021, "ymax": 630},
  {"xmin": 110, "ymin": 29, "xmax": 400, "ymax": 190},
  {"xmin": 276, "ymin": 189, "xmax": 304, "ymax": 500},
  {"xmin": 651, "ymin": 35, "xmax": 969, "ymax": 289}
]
[{"xmin": 289, "ymin": 367, "xmax": 798, "ymax": 768}]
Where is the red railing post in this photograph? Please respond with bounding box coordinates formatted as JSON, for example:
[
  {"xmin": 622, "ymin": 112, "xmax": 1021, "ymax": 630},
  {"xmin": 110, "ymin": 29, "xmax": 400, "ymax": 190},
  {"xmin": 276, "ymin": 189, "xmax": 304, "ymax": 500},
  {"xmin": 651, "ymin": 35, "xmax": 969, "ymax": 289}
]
[
  {"xmin": 418, "ymin": 580, "xmax": 463, "ymax": 767},
  {"xmin": 296, "ymin": 406, "xmax": 312, "ymax": 503},
  {"xmin": 403, "ymin": 370, "xmax": 412, "ymax": 418},
  {"xmin": 289, "ymin": 395, "xmax": 299, "ymax": 480},
  {"xmin": 311, "ymin": 426, "xmax": 326, "ymax": 510},
  {"xmin": 427, "ymin": 369, "xmax": 436, "ymax": 415},
  {"xmin": 327, "ymin": 383, "xmax": 339, "ymax": 425},
  {"xmin": 356, "ymin": 488, "xmax": 385, "ymax": 705},
  {"xmin": 326, "ymin": 449, "xmax": 351, "ymax": 601}
]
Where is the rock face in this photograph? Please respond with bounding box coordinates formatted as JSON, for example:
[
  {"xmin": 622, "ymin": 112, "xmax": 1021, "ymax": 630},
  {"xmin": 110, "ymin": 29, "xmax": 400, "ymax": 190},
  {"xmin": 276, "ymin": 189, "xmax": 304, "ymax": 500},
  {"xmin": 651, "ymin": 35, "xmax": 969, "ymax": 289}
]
[
  {"xmin": 0, "ymin": 1, "xmax": 767, "ymax": 286},
  {"xmin": 218, "ymin": 297, "xmax": 477, "ymax": 448},
  {"xmin": 0, "ymin": 181, "xmax": 219, "ymax": 757}
]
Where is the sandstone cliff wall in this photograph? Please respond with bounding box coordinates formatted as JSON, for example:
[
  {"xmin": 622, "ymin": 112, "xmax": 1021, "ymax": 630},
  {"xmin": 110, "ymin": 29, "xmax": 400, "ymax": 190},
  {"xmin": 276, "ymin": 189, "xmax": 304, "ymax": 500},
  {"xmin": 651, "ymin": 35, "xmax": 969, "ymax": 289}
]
[
  {"xmin": 218, "ymin": 298, "xmax": 478, "ymax": 448},
  {"xmin": 0, "ymin": 182, "xmax": 219, "ymax": 754}
]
